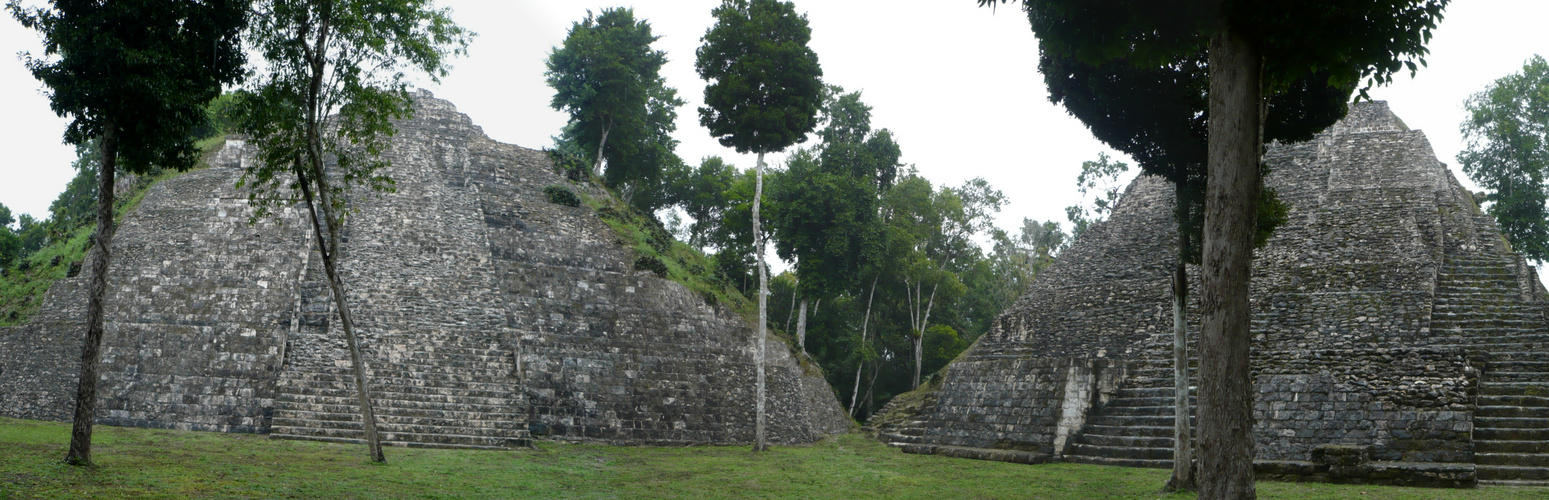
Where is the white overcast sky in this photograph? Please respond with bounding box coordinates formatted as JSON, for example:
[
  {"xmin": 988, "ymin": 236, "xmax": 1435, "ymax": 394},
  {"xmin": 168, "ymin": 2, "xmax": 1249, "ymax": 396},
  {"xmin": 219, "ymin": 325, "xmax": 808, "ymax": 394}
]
[{"xmin": 4, "ymin": 0, "xmax": 1549, "ymax": 247}]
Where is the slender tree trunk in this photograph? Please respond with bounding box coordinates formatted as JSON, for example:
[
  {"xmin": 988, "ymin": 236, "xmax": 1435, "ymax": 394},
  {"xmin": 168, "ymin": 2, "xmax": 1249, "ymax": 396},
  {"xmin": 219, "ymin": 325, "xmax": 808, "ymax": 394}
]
[
  {"xmin": 302, "ymin": 14, "xmax": 384, "ymax": 463},
  {"xmin": 753, "ymin": 151, "xmax": 769, "ymax": 452},
  {"xmin": 1199, "ymin": 25, "xmax": 1261, "ymax": 499},
  {"xmin": 913, "ymin": 283, "xmax": 937, "ymax": 390},
  {"xmin": 849, "ymin": 278, "xmax": 878, "ymax": 417},
  {"xmin": 796, "ymin": 299, "xmax": 808, "ymax": 353},
  {"xmin": 1165, "ymin": 259, "xmax": 1196, "ymax": 492},
  {"xmin": 594, "ymin": 119, "xmax": 612, "ymax": 177},
  {"xmin": 785, "ymin": 276, "xmax": 798, "ymax": 332},
  {"xmin": 863, "ymin": 353, "xmax": 882, "ymax": 416},
  {"xmin": 64, "ymin": 122, "xmax": 117, "ymax": 466}
]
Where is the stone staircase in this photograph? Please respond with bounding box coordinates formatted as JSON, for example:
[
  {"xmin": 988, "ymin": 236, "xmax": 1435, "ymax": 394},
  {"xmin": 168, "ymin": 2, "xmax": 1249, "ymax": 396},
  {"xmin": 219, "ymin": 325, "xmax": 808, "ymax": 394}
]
[
  {"xmin": 269, "ymin": 333, "xmax": 532, "ymax": 450},
  {"xmin": 1429, "ymin": 252, "xmax": 1549, "ymax": 485},
  {"xmin": 1062, "ymin": 357, "xmax": 1193, "ymax": 469}
]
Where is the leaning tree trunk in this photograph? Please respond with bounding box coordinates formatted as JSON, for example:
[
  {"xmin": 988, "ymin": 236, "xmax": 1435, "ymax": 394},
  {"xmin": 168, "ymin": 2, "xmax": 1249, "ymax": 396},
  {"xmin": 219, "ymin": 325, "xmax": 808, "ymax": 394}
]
[
  {"xmin": 912, "ymin": 283, "xmax": 937, "ymax": 390},
  {"xmin": 850, "ymin": 278, "xmax": 878, "ymax": 417},
  {"xmin": 65, "ymin": 122, "xmax": 117, "ymax": 466},
  {"xmin": 593, "ymin": 119, "xmax": 612, "ymax": 177},
  {"xmin": 1198, "ymin": 25, "xmax": 1262, "ymax": 499},
  {"xmin": 1165, "ymin": 259, "xmax": 1196, "ymax": 492},
  {"xmin": 300, "ymin": 20, "xmax": 384, "ymax": 462},
  {"xmin": 753, "ymin": 151, "xmax": 769, "ymax": 452}
]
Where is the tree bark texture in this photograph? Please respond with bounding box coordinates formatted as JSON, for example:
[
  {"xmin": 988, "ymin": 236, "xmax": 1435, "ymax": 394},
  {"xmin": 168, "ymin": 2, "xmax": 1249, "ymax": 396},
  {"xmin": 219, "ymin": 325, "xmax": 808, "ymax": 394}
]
[
  {"xmin": 1165, "ymin": 260, "xmax": 1196, "ymax": 492},
  {"xmin": 65, "ymin": 122, "xmax": 117, "ymax": 466},
  {"xmin": 1199, "ymin": 26, "xmax": 1261, "ymax": 499},
  {"xmin": 753, "ymin": 151, "xmax": 769, "ymax": 452},
  {"xmin": 850, "ymin": 278, "xmax": 878, "ymax": 417},
  {"xmin": 796, "ymin": 299, "xmax": 808, "ymax": 353}
]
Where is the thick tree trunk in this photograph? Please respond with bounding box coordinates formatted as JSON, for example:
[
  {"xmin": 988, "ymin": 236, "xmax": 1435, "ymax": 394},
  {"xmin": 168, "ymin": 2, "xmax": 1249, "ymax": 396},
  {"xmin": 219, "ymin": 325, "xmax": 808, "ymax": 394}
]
[
  {"xmin": 849, "ymin": 278, "xmax": 878, "ymax": 417},
  {"xmin": 594, "ymin": 120, "xmax": 612, "ymax": 177},
  {"xmin": 65, "ymin": 122, "xmax": 117, "ymax": 466},
  {"xmin": 1199, "ymin": 26, "xmax": 1261, "ymax": 499},
  {"xmin": 1165, "ymin": 260, "xmax": 1196, "ymax": 492},
  {"xmin": 796, "ymin": 299, "xmax": 808, "ymax": 353},
  {"xmin": 753, "ymin": 151, "xmax": 769, "ymax": 452}
]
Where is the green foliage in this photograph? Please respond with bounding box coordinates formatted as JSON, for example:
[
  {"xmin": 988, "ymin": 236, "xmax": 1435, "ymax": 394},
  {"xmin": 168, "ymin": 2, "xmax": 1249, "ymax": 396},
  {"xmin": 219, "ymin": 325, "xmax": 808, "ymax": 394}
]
[
  {"xmin": 7, "ymin": 0, "xmax": 248, "ymax": 176},
  {"xmin": 1064, "ymin": 153, "xmax": 1129, "ymax": 239},
  {"xmin": 1459, "ymin": 55, "xmax": 1549, "ymax": 262},
  {"xmin": 546, "ymin": 7, "xmax": 684, "ymax": 192},
  {"xmin": 667, "ymin": 156, "xmax": 739, "ymax": 248},
  {"xmin": 546, "ymin": 147, "xmax": 593, "ymax": 182},
  {"xmin": 232, "ymin": 0, "xmax": 471, "ymax": 223},
  {"xmin": 580, "ymin": 182, "xmax": 756, "ymax": 321},
  {"xmin": 542, "ymin": 185, "xmax": 581, "ymax": 207},
  {"xmin": 922, "ymin": 324, "xmax": 968, "ymax": 376},
  {"xmin": 695, "ymin": 0, "xmax": 825, "ymax": 155}
]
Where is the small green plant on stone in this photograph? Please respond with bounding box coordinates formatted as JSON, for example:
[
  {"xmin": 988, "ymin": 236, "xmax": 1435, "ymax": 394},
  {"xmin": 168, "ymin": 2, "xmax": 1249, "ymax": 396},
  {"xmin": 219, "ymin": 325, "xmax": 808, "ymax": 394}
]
[{"xmin": 544, "ymin": 185, "xmax": 581, "ymax": 207}]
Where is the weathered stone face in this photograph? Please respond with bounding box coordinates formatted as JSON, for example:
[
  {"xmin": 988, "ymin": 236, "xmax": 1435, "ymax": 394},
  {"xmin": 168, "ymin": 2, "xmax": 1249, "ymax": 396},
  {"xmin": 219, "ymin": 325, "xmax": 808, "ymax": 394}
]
[
  {"xmin": 0, "ymin": 91, "xmax": 850, "ymax": 447},
  {"xmin": 871, "ymin": 102, "xmax": 1549, "ymax": 486}
]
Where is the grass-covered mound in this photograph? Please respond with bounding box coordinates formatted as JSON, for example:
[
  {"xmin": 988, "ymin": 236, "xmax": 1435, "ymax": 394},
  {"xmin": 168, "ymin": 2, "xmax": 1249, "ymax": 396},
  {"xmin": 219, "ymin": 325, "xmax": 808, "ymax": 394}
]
[{"xmin": 1, "ymin": 417, "xmax": 1537, "ymax": 499}]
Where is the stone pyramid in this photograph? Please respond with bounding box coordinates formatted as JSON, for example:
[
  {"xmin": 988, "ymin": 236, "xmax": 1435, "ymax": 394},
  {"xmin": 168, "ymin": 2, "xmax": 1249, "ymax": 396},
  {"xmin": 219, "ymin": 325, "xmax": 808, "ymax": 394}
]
[
  {"xmin": 0, "ymin": 91, "xmax": 850, "ymax": 448},
  {"xmin": 870, "ymin": 102, "xmax": 1549, "ymax": 487}
]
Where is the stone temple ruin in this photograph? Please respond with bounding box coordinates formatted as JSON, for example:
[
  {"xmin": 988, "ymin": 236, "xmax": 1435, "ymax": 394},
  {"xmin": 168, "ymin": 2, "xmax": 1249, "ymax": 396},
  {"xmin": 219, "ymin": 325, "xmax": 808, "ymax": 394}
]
[
  {"xmin": 871, "ymin": 102, "xmax": 1549, "ymax": 486},
  {"xmin": 0, "ymin": 91, "xmax": 850, "ymax": 448}
]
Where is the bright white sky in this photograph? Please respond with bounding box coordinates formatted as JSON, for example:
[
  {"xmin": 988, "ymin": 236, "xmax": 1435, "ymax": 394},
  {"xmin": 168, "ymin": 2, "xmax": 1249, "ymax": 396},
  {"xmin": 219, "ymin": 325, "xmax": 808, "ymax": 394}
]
[{"xmin": 3, "ymin": 1, "xmax": 1548, "ymax": 250}]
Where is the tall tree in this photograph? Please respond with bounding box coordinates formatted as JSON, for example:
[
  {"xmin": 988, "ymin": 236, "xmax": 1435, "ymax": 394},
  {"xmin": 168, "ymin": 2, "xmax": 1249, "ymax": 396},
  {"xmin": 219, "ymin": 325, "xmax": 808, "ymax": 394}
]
[
  {"xmin": 8, "ymin": 0, "xmax": 247, "ymax": 466},
  {"xmin": 696, "ymin": 0, "xmax": 823, "ymax": 452},
  {"xmin": 981, "ymin": 0, "xmax": 1447, "ymax": 495},
  {"xmin": 232, "ymin": 0, "xmax": 470, "ymax": 463},
  {"xmin": 1460, "ymin": 55, "xmax": 1549, "ymax": 263},
  {"xmin": 546, "ymin": 7, "xmax": 684, "ymax": 187},
  {"xmin": 1064, "ymin": 153, "xmax": 1129, "ymax": 240}
]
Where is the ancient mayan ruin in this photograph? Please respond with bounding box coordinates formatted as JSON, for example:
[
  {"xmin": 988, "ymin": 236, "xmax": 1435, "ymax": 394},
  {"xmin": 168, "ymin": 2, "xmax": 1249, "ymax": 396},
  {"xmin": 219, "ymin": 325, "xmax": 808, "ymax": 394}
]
[
  {"xmin": 0, "ymin": 91, "xmax": 850, "ymax": 448},
  {"xmin": 870, "ymin": 102, "xmax": 1549, "ymax": 487}
]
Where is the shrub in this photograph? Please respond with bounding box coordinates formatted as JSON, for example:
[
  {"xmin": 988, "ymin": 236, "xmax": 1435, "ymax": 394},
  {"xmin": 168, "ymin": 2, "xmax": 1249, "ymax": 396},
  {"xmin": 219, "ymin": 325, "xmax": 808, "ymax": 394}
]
[
  {"xmin": 543, "ymin": 185, "xmax": 581, "ymax": 207},
  {"xmin": 634, "ymin": 254, "xmax": 668, "ymax": 278}
]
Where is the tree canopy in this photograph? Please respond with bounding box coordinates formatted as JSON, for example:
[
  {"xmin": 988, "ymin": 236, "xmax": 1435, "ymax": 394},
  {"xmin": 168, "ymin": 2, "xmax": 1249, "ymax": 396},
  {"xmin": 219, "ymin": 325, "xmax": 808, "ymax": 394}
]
[
  {"xmin": 696, "ymin": 0, "xmax": 824, "ymax": 155},
  {"xmin": 1460, "ymin": 55, "xmax": 1549, "ymax": 263},
  {"xmin": 546, "ymin": 8, "xmax": 683, "ymax": 189}
]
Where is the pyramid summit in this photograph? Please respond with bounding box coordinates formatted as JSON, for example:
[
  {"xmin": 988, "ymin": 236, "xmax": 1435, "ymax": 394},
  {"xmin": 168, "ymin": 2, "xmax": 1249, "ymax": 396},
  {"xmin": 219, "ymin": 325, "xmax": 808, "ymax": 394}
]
[
  {"xmin": 871, "ymin": 101, "xmax": 1549, "ymax": 487},
  {"xmin": 0, "ymin": 91, "xmax": 850, "ymax": 448}
]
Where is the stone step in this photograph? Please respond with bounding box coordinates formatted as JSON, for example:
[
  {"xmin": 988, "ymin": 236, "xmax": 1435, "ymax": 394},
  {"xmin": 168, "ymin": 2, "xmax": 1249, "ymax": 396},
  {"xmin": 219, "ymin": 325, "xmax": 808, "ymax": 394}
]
[
  {"xmin": 1476, "ymin": 453, "xmax": 1549, "ymax": 467},
  {"xmin": 1476, "ymin": 417, "xmax": 1549, "ymax": 429},
  {"xmin": 1086, "ymin": 415, "xmax": 1176, "ymax": 428},
  {"xmin": 898, "ymin": 444, "xmax": 1050, "ymax": 465},
  {"xmin": 274, "ymin": 410, "xmax": 528, "ymax": 430},
  {"xmin": 272, "ymin": 417, "xmax": 528, "ymax": 437},
  {"xmin": 1073, "ymin": 433, "xmax": 1176, "ymax": 449},
  {"xmin": 1476, "ymin": 440, "xmax": 1549, "ymax": 454},
  {"xmin": 1485, "ymin": 372, "xmax": 1549, "ymax": 383},
  {"xmin": 1060, "ymin": 454, "xmax": 1170, "ymax": 469},
  {"xmin": 1483, "ymin": 360, "xmax": 1549, "ymax": 373},
  {"xmin": 1477, "ymin": 406, "xmax": 1549, "ymax": 419},
  {"xmin": 1079, "ymin": 425, "xmax": 1172, "ymax": 438},
  {"xmin": 276, "ymin": 385, "xmax": 521, "ymax": 407},
  {"xmin": 273, "ymin": 394, "xmax": 522, "ymax": 415},
  {"xmin": 1099, "ymin": 405, "xmax": 1195, "ymax": 417},
  {"xmin": 270, "ymin": 430, "xmax": 530, "ymax": 450},
  {"xmin": 1065, "ymin": 442, "xmax": 1172, "ymax": 460},
  {"xmin": 1479, "ymin": 394, "xmax": 1549, "ymax": 407},
  {"xmin": 1475, "ymin": 427, "xmax": 1549, "ymax": 441},
  {"xmin": 282, "ymin": 371, "xmax": 516, "ymax": 392},
  {"xmin": 1477, "ymin": 465, "xmax": 1549, "ymax": 481},
  {"xmin": 1479, "ymin": 382, "xmax": 1549, "ymax": 397}
]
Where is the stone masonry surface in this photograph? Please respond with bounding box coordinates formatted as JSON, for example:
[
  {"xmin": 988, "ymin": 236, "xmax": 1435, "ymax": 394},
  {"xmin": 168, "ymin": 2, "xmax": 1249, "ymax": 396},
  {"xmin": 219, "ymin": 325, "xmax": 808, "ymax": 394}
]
[
  {"xmin": 871, "ymin": 102, "xmax": 1549, "ymax": 486},
  {"xmin": 0, "ymin": 91, "xmax": 850, "ymax": 448}
]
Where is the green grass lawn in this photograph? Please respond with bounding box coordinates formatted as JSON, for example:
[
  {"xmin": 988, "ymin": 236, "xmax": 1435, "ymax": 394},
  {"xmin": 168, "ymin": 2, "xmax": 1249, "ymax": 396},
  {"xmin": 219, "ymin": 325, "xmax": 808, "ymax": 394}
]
[{"xmin": 0, "ymin": 417, "xmax": 1544, "ymax": 499}]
